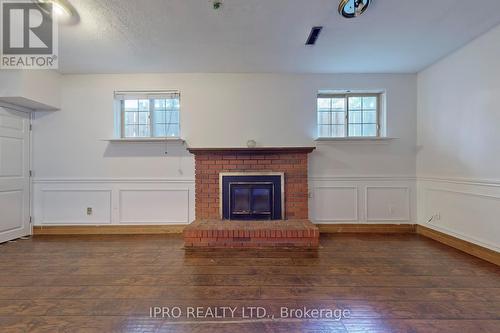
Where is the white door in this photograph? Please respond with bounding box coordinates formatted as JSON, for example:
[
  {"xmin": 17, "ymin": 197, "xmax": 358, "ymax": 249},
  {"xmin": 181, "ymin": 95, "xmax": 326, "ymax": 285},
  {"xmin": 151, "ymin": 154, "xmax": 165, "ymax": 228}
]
[{"xmin": 0, "ymin": 107, "xmax": 31, "ymax": 243}]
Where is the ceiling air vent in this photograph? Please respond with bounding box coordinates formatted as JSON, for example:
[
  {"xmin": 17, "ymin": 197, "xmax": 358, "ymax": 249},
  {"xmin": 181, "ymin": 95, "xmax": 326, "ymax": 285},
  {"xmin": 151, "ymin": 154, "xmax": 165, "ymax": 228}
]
[{"xmin": 305, "ymin": 26, "xmax": 323, "ymax": 46}]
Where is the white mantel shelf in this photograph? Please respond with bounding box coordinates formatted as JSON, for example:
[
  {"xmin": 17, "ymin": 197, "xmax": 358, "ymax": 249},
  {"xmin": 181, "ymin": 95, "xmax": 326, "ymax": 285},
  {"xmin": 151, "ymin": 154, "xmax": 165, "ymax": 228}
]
[{"xmin": 186, "ymin": 147, "xmax": 316, "ymax": 154}]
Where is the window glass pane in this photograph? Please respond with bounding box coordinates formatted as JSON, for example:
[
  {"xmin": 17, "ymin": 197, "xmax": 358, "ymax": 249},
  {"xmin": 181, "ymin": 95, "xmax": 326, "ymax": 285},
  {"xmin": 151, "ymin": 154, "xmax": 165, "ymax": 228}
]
[
  {"xmin": 125, "ymin": 125, "xmax": 136, "ymax": 137},
  {"xmin": 138, "ymin": 112, "xmax": 149, "ymax": 125},
  {"xmin": 154, "ymin": 110, "xmax": 166, "ymax": 123},
  {"xmin": 363, "ymin": 96, "xmax": 377, "ymax": 110},
  {"xmin": 166, "ymin": 125, "xmax": 179, "ymax": 137},
  {"xmin": 318, "ymin": 125, "xmax": 331, "ymax": 137},
  {"xmin": 125, "ymin": 111, "xmax": 137, "ymax": 125},
  {"xmin": 165, "ymin": 99, "xmax": 177, "ymax": 110},
  {"xmin": 317, "ymin": 98, "xmax": 331, "ymax": 111},
  {"xmin": 331, "ymin": 125, "xmax": 345, "ymax": 137},
  {"xmin": 317, "ymin": 94, "xmax": 379, "ymax": 138},
  {"xmin": 349, "ymin": 111, "xmax": 362, "ymax": 124},
  {"xmin": 154, "ymin": 99, "xmax": 166, "ymax": 110},
  {"xmin": 172, "ymin": 98, "xmax": 180, "ymax": 109},
  {"xmin": 124, "ymin": 100, "xmax": 138, "ymax": 111},
  {"xmin": 348, "ymin": 97, "xmax": 361, "ymax": 110},
  {"xmin": 154, "ymin": 124, "xmax": 167, "ymax": 137},
  {"xmin": 362, "ymin": 124, "xmax": 377, "ymax": 136},
  {"xmin": 120, "ymin": 94, "xmax": 180, "ymax": 138},
  {"xmin": 138, "ymin": 125, "xmax": 150, "ymax": 137},
  {"xmin": 165, "ymin": 111, "xmax": 180, "ymax": 124},
  {"xmin": 138, "ymin": 99, "xmax": 150, "ymax": 111},
  {"xmin": 331, "ymin": 98, "xmax": 345, "ymax": 110},
  {"xmin": 332, "ymin": 112, "xmax": 345, "ymax": 125},
  {"xmin": 317, "ymin": 97, "xmax": 347, "ymax": 137},
  {"xmin": 318, "ymin": 112, "xmax": 331, "ymax": 125},
  {"xmin": 364, "ymin": 110, "xmax": 377, "ymax": 124},
  {"xmin": 348, "ymin": 124, "xmax": 362, "ymax": 137}
]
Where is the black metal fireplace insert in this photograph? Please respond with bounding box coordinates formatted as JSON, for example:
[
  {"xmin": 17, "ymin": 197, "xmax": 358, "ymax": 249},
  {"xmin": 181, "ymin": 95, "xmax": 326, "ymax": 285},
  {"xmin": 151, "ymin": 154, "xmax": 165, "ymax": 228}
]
[{"xmin": 220, "ymin": 173, "xmax": 283, "ymax": 220}]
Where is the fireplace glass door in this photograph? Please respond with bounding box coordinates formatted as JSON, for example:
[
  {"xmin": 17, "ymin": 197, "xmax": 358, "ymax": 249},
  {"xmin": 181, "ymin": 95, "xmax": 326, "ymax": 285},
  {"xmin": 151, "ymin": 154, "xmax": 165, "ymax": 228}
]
[{"xmin": 230, "ymin": 183, "xmax": 273, "ymax": 220}]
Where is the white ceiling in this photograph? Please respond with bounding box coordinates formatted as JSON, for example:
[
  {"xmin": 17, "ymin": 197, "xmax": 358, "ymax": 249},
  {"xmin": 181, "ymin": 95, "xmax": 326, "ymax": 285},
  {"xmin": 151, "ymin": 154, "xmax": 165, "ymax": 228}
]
[{"xmin": 59, "ymin": 0, "xmax": 500, "ymax": 74}]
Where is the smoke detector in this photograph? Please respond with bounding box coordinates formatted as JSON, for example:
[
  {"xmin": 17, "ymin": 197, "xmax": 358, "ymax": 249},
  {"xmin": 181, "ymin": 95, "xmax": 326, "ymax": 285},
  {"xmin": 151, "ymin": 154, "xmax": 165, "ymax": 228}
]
[{"xmin": 338, "ymin": 0, "xmax": 370, "ymax": 19}]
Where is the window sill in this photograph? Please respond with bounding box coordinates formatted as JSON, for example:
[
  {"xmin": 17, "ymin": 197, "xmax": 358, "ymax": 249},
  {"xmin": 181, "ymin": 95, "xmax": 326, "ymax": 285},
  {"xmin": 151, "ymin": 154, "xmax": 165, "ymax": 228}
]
[
  {"xmin": 102, "ymin": 137, "xmax": 185, "ymax": 143},
  {"xmin": 315, "ymin": 137, "xmax": 397, "ymax": 143}
]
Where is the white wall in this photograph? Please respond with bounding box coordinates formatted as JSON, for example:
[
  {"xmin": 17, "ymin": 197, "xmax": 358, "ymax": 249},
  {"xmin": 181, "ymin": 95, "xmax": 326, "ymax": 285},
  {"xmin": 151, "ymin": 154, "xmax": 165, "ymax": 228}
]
[
  {"xmin": 32, "ymin": 73, "xmax": 417, "ymax": 226},
  {"xmin": 417, "ymin": 24, "xmax": 500, "ymax": 251},
  {"xmin": 0, "ymin": 70, "xmax": 61, "ymax": 109}
]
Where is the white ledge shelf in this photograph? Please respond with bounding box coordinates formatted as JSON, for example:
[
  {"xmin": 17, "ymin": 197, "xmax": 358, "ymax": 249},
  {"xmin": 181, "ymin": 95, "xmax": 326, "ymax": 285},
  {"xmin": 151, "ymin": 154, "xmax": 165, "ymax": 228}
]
[
  {"xmin": 315, "ymin": 137, "xmax": 397, "ymax": 143},
  {"xmin": 102, "ymin": 138, "xmax": 185, "ymax": 143}
]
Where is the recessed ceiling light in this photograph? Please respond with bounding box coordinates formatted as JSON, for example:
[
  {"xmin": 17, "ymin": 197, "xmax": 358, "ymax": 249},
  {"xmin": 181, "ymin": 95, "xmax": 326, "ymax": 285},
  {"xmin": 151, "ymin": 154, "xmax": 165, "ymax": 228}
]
[
  {"xmin": 33, "ymin": 0, "xmax": 79, "ymax": 25},
  {"xmin": 338, "ymin": 0, "xmax": 370, "ymax": 19}
]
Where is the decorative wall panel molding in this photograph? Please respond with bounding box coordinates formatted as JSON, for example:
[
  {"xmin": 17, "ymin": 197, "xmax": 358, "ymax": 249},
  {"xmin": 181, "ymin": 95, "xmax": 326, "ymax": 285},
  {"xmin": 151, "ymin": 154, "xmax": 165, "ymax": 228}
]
[
  {"xmin": 312, "ymin": 186, "xmax": 358, "ymax": 222},
  {"xmin": 418, "ymin": 181, "xmax": 500, "ymax": 252},
  {"xmin": 33, "ymin": 179, "xmax": 195, "ymax": 226},
  {"xmin": 119, "ymin": 189, "xmax": 190, "ymax": 224},
  {"xmin": 40, "ymin": 189, "xmax": 112, "ymax": 225},
  {"xmin": 365, "ymin": 186, "xmax": 410, "ymax": 221},
  {"xmin": 309, "ymin": 177, "xmax": 415, "ymax": 224}
]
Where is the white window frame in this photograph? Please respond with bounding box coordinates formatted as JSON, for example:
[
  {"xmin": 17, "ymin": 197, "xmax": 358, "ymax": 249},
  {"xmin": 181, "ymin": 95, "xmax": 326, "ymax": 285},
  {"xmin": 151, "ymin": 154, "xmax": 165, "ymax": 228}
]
[
  {"xmin": 317, "ymin": 92, "xmax": 384, "ymax": 138},
  {"xmin": 114, "ymin": 90, "xmax": 181, "ymax": 139}
]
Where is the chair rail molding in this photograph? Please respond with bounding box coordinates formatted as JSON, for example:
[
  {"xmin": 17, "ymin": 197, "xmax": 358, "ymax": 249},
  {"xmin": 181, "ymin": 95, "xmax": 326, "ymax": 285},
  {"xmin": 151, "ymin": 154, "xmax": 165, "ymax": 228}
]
[
  {"xmin": 32, "ymin": 177, "xmax": 195, "ymax": 184},
  {"xmin": 418, "ymin": 175, "xmax": 500, "ymax": 187}
]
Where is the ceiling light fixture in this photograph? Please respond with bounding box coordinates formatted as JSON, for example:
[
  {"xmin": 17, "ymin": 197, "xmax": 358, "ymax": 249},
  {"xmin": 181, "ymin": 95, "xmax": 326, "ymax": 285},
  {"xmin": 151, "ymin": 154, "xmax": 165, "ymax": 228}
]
[
  {"xmin": 338, "ymin": 0, "xmax": 370, "ymax": 19},
  {"xmin": 34, "ymin": 0, "xmax": 79, "ymax": 25},
  {"xmin": 212, "ymin": 1, "xmax": 222, "ymax": 10}
]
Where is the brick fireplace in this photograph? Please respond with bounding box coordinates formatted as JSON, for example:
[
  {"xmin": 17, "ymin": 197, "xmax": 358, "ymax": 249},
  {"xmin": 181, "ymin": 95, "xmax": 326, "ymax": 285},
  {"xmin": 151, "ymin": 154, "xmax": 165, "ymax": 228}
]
[{"xmin": 184, "ymin": 147, "xmax": 319, "ymax": 248}]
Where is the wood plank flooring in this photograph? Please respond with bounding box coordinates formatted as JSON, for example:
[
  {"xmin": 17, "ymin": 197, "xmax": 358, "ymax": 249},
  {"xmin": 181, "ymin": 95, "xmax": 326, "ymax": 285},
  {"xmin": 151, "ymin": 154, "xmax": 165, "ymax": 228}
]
[{"xmin": 0, "ymin": 234, "xmax": 499, "ymax": 332}]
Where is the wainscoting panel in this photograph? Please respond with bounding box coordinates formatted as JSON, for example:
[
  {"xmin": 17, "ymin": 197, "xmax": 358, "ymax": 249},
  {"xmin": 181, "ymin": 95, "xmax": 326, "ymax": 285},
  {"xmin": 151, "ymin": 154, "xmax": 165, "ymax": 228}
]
[
  {"xmin": 34, "ymin": 177, "xmax": 417, "ymax": 226},
  {"xmin": 0, "ymin": 190, "xmax": 23, "ymax": 231},
  {"xmin": 418, "ymin": 177, "xmax": 500, "ymax": 252},
  {"xmin": 309, "ymin": 177, "xmax": 416, "ymax": 224},
  {"xmin": 119, "ymin": 189, "xmax": 190, "ymax": 224},
  {"xmin": 312, "ymin": 187, "xmax": 358, "ymax": 222},
  {"xmin": 33, "ymin": 179, "xmax": 195, "ymax": 226},
  {"xmin": 365, "ymin": 186, "xmax": 410, "ymax": 221},
  {"xmin": 40, "ymin": 189, "xmax": 112, "ymax": 225}
]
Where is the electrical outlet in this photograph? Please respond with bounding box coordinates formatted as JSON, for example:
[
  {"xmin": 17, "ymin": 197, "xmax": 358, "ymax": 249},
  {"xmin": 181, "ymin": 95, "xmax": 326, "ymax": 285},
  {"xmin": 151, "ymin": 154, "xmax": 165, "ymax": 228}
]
[
  {"xmin": 87, "ymin": 207, "xmax": 93, "ymax": 216},
  {"xmin": 428, "ymin": 213, "xmax": 441, "ymax": 223},
  {"xmin": 308, "ymin": 192, "xmax": 313, "ymax": 199}
]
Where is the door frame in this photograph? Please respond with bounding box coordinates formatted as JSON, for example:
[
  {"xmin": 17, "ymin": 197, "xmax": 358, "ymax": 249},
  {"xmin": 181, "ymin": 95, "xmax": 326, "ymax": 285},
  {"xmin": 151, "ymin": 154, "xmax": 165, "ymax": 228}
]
[{"xmin": 0, "ymin": 102, "xmax": 33, "ymax": 239}]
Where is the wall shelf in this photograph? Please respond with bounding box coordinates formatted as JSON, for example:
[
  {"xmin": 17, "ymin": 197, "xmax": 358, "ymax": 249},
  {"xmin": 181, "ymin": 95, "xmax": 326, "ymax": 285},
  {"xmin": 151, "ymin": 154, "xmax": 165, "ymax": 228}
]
[
  {"xmin": 0, "ymin": 97, "xmax": 59, "ymax": 111},
  {"xmin": 315, "ymin": 137, "xmax": 397, "ymax": 143},
  {"xmin": 102, "ymin": 138, "xmax": 185, "ymax": 143}
]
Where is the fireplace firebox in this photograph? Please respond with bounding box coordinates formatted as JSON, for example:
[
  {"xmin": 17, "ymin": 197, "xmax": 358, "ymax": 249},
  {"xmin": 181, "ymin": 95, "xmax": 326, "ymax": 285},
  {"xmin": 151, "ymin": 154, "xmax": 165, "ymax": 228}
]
[{"xmin": 220, "ymin": 173, "xmax": 284, "ymax": 220}]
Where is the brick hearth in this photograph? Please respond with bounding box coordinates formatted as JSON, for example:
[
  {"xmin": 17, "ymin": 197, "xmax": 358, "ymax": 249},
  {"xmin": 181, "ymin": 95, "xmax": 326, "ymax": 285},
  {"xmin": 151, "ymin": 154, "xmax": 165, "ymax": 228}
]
[
  {"xmin": 184, "ymin": 219, "xmax": 319, "ymax": 248},
  {"xmin": 185, "ymin": 147, "xmax": 319, "ymax": 248}
]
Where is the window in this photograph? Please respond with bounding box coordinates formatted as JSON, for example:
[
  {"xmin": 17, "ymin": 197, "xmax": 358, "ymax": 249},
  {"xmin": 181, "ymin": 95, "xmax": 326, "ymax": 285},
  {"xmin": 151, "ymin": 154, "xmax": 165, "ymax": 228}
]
[
  {"xmin": 317, "ymin": 93, "xmax": 381, "ymax": 138},
  {"xmin": 114, "ymin": 91, "xmax": 180, "ymax": 138}
]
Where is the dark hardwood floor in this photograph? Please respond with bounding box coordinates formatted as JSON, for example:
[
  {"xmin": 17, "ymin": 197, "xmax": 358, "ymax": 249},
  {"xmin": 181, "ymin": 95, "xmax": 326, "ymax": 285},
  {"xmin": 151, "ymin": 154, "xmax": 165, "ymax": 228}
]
[{"xmin": 0, "ymin": 234, "xmax": 499, "ymax": 332}]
